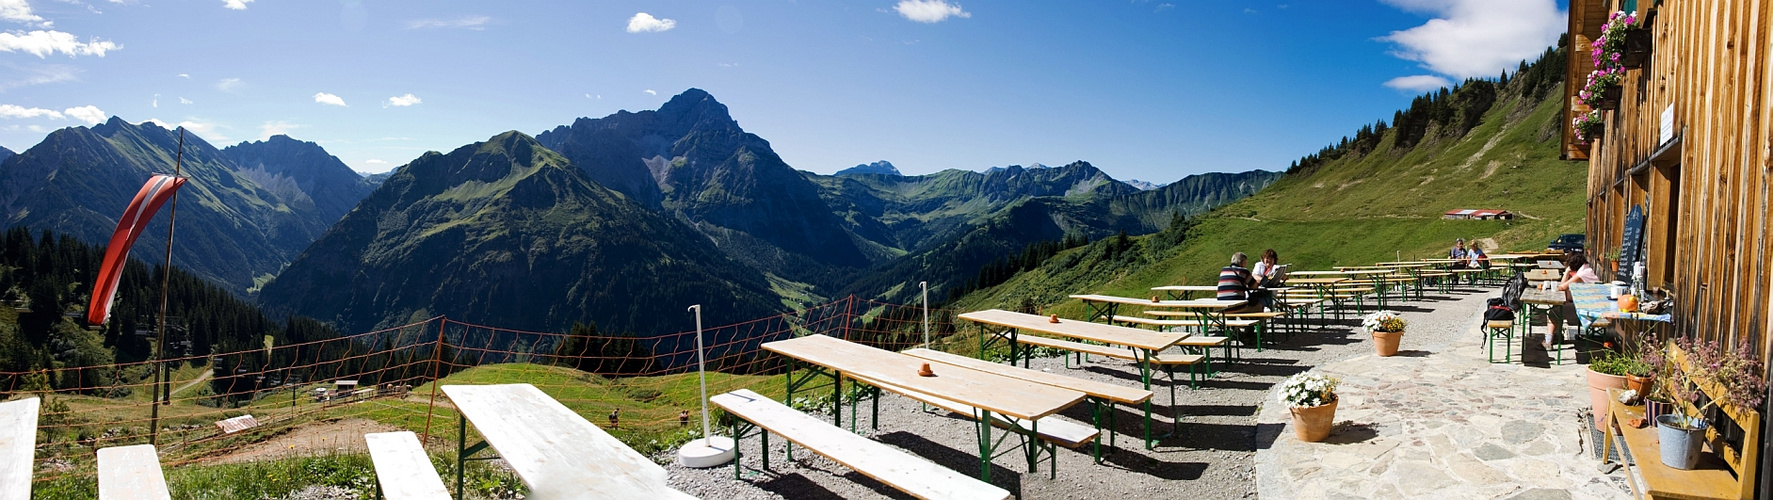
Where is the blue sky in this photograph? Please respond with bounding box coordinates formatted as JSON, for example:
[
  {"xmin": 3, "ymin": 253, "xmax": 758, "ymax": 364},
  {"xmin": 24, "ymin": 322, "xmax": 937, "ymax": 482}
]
[{"xmin": 0, "ymin": 0, "xmax": 1566, "ymax": 183}]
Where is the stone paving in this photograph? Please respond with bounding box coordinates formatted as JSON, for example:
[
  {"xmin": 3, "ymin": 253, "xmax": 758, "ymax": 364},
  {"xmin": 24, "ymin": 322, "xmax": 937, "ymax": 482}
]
[{"xmin": 1254, "ymin": 298, "xmax": 1635, "ymax": 499}]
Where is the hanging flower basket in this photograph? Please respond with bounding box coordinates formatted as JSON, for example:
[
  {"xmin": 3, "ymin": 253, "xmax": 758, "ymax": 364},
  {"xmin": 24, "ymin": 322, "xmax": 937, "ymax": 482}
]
[
  {"xmin": 1573, "ymin": 109, "xmax": 1606, "ymax": 144},
  {"xmin": 1622, "ymin": 27, "xmax": 1653, "ymax": 68},
  {"xmin": 1598, "ymin": 87, "xmax": 1622, "ymax": 110}
]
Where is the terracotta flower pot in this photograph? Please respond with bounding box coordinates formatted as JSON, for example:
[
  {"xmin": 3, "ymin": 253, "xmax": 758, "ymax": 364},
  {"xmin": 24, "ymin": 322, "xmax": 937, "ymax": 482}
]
[
  {"xmin": 1372, "ymin": 330, "xmax": 1402, "ymax": 357},
  {"xmin": 1586, "ymin": 367, "xmax": 1628, "ymax": 427},
  {"xmin": 1625, "ymin": 374, "xmax": 1652, "ymax": 395},
  {"xmin": 1289, "ymin": 398, "xmax": 1338, "ymax": 442}
]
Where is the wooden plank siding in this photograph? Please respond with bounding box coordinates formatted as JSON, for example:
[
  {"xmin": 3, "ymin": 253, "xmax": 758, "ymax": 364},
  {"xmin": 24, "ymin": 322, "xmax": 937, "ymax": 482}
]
[{"xmin": 1568, "ymin": 1, "xmax": 1773, "ymax": 495}]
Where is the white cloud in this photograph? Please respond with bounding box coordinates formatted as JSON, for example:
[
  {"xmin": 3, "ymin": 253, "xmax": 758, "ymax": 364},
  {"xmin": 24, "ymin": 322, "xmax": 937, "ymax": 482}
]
[
  {"xmin": 178, "ymin": 97, "xmax": 191, "ymax": 104},
  {"xmin": 0, "ymin": 103, "xmax": 60, "ymax": 119},
  {"xmin": 0, "ymin": 0, "xmax": 46, "ymax": 26},
  {"xmin": 258, "ymin": 120, "xmax": 296, "ymax": 140},
  {"xmin": 1154, "ymin": 3, "xmax": 1174, "ymax": 12},
  {"xmin": 150, "ymin": 94, "xmax": 155, "ymax": 107},
  {"xmin": 0, "ymin": 30, "xmax": 120, "ymax": 57},
  {"xmin": 626, "ymin": 12, "xmax": 675, "ymax": 33},
  {"xmin": 145, "ymin": 118, "xmax": 226, "ymax": 141},
  {"xmin": 313, "ymin": 92, "xmax": 346, "ymax": 106},
  {"xmin": 62, "ymin": 104, "xmax": 102, "ymax": 124},
  {"xmin": 406, "ymin": 15, "xmax": 490, "ymax": 30},
  {"xmin": 364, "ymin": 159, "xmax": 387, "ymax": 165},
  {"xmin": 1380, "ymin": 0, "xmax": 1565, "ymax": 80},
  {"xmin": 222, "ymin": 0, "xmax": 251, "ymax": 10},
  {"xmin": 0, "ymin": 63, "xmax": 79, "ymax": 90},
  {"xmin": 585, "ymin": 94, "xmax": 600, "ymax": 99},
  {"xmin": 893, "ymin": 0, "xmax": 969, "ymax": 23},
  {"xmin": 385, "ymin": 93, "xmax": 421, "ymax": 107},
  {"xmin": 1384, "ymin": 75, "xmax": 1453, "ymax": 92},
  {"xmin": 177, "ymin": 73, "xmax": 189, "ymax": 78},
  {"xmin": 644, "ymin": 89, "xmax": 656, "ymax": 95},
  {"xmin": 215, "ymin": 77, "xmax": 242, "ymax": 91}
]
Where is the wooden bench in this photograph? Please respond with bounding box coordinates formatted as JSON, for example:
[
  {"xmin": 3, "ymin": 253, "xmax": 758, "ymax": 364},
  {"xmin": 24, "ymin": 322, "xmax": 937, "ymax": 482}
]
[
  {"xmin": 96, "ymin": 444, "xmax": 169, "ymax": 500},
  {"xmin": 1601, "ymin": 344, "xmax": 1760, "ymax": 500},
  {"xmin": 903, "ymin": 347, "xmax": 1152, "ymax": 461},
  {"xmin": 0, "ymin": 397, "xmax": 38, "ymax": 499},
  {"xmin": 1127, "ymin": 312, "xmax": 1262, "ymax": 351},
  {"xmin": 365, "ymin": 431, "xmax": 450, "ymax": 500},
  {"xmin": 711, "ymin": 389, "xmax": 1011, "ymax": 500}
]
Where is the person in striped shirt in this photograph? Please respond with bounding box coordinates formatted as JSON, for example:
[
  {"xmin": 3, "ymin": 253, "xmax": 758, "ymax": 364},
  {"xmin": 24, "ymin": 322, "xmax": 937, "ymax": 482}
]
[{"xmin": 1218, "ymin": 252, "xmax": 1266, "ymax": 312}]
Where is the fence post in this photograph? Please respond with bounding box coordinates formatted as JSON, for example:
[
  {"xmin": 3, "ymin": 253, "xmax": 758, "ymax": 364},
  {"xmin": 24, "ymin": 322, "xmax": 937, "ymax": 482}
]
[{"xmin": 422, "ymin": 318, "xmax": 445, "ymax": 443}]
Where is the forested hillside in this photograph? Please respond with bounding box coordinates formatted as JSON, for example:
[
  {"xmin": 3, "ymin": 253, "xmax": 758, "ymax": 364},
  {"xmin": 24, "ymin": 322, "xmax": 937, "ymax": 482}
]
[{"xmin": 0, "ymin": 227, "xmax": 339, "ymax": 393}]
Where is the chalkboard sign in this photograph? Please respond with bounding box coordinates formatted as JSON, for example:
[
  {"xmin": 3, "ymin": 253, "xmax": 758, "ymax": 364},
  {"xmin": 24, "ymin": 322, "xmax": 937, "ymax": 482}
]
[{"xmin": 1620, "ymin": 204, "xmax": 1646, "ymax": 277}]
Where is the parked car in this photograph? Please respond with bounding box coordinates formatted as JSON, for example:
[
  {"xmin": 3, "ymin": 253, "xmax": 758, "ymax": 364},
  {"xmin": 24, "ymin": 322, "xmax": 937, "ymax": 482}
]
[{"xmin": 1548, "ymin": 233, "xmax": 1585, "ymax": 252}]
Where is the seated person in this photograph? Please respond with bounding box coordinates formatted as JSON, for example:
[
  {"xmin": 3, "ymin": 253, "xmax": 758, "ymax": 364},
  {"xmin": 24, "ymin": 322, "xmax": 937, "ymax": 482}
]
[
  {"xmin": 1252, "ymin": 248, "xmax": 1286, "ymax": 288},
  {"xmin": 1555, "ymin": 252, "xmax": 1599, "ymax": 291},
  {"xmin": 1466, "ymin": 245, "xmax": 1490, "ymax": 269},
  {"xmin": 1547, "ymin": 252, "xmax": 1601, "ymax": 347},
  {"xmin": 1448, "ymin": 238, "xmax": 1469, "ymax": 269},
  {"xmin": 1218, "ymin": 252, "xmax": 1267, "ymax": 312}
]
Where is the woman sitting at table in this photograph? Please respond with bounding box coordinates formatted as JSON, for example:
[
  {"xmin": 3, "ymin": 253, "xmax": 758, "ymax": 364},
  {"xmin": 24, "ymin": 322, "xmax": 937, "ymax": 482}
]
[
  {"xmin": 1252, "ymin": 249, "xmax": 1285, "ymax": 288},
  {"xmin": 1466, "ymin": 245, "xmax": 1490, "ymax": 269},
  {"xmin": 1218, "ymin": 252, "xmax": 1267, "ymax": 312},
  {"xmin": 1546, "ymin": 252, "xmax": 1601, "ymax": 346},
  {"xmin": 1555, "ymin": 252, "xmax": 1599, "ymax": 291}
]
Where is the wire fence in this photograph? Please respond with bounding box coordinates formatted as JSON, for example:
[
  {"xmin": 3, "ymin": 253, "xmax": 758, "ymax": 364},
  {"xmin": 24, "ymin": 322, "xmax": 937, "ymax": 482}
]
[{"xmin": 15, "ymin": 295, "xmax": 979, "ymax": 480}]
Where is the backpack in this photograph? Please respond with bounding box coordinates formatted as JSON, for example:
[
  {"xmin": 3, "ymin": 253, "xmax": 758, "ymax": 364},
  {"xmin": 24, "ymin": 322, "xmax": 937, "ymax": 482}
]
[{"xmin": 1484, "ymin": 297, "xmax": 1515, "ymax": 321}]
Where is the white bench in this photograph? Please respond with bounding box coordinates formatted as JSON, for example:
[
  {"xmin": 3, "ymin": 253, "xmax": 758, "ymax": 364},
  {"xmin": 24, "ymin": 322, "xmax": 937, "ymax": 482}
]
[
  {"xmin": 97, "ymin": 444, "xmax": 169, "ymax": 500},
  {"xmin": 0, "ymin": 397, "xmax": 38, "ymax": 499},
  {"xmin": 365, "ymin": 431, "xmax": 449, "ymax": 500},
  {"xmin": 441, "ymin": 384, "xmax": 697, "ymax": 499},
  {"xmin": 711, "ymin": 389, "xmax": 1010, "ymax": 500}
]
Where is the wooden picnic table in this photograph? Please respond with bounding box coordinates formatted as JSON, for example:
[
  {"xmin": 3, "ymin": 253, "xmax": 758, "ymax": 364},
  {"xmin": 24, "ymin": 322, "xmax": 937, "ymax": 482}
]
[
  {"xmin": 1537, "ymin": 260, "xmax": 1567, "ymax": 269},
  {"xmin": 1068, "ymin": 294, "xmax": 1245, "ymax": 324},
  {"xmin": 1518, "ymin": 288, "xmax": 1568, "ymax": 362},
  {"xmin": 904, "ymin": 348, "xmax": 1152, "ymax": 461},
  {"xmin": 1524, "ymin": 269, "xmax": 1561, "ymax": 282},
  {"xmin": 1371, "ymin": 261, "xmax": 1435, "ymax": 267},
  {"xmin": 958, "ymin": 309, "xmax": 1187, "ymax": 449},
  {"xmin": 1150, "ymin": 285, "xmax": 1219, "ymax": 300},
  {"xmin": 441, "ymin": 384, "xmax": 696, "ymax": 500},
  {"xmin": 763, "ymin": 335, "xmax": 1086, "ymax": 481}
]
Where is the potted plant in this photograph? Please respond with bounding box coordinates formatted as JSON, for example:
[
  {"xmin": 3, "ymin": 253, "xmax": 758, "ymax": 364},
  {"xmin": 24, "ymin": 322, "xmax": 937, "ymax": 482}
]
[
  {"xmin": 1586, "ymin": 349, "xmax": 1632, "ymax": 427},
  {"xmin": 1658, "ymin": 338, "xmax": 1767, "ymax": 470},
  {"xmin": 1279, "ymin": 372, "xmax": 1340, "ymax": 442},
  {"xmin": 1572, "ymin": 110, "xmax": 1605, "ymax": 145},
  {"xmin": 1361, "ymin": 311, "xmax": 1405, "ymax": 357},
  {"xmin": 1635, "ymin": 338, "xmax": 1675, "ymax": 420}
]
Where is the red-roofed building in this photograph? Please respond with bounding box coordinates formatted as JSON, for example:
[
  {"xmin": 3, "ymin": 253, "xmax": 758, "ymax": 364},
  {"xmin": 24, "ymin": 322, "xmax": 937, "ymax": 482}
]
[{"xmin": 1442, "ymin": 209, "xmax": 1513, "ymax": 221}]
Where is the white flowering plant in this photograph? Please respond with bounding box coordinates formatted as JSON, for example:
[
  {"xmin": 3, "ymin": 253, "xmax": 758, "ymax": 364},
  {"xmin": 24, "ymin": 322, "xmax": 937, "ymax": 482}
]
[
  {"xmin": 1360, "ymin": 311, "xmax": 1406, "ymax": 333},
  {"xmin": 1279, "ymin": 372, "xmax": 1339, "ymax": 408}
]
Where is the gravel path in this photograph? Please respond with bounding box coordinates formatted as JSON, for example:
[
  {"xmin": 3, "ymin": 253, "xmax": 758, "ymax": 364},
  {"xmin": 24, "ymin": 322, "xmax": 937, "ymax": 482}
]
[{"xmin": 666, "ymin": 284, "xmax": 1506, "ymax": 499}]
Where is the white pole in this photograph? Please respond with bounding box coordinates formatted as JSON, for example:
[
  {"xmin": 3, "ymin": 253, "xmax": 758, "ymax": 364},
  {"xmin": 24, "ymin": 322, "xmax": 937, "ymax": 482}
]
[
  {"xmin": 920, "ymin": 281, "xmax": 929, "ymax": 348},
  {"xmin": 690, "ymin": 304, "xmax": 710, "ymax": 441}
]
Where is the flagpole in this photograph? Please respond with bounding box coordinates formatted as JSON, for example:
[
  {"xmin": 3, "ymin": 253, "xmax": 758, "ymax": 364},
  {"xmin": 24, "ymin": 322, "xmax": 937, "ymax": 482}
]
[{"xmin": 149, "ymin": 129, "xmax": 184, "ymax": 445}]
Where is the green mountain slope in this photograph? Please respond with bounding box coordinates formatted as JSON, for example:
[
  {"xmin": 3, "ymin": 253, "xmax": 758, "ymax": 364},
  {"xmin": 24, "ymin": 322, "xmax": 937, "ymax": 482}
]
[
  {"xmin": 0, "ymin": 118, "xmax": 336, "ymax": 294},
  {"xmin": 257, "ymin": 131, "xmax": 782, "ymax": 335},
  {"xmin": 835, "ymin": 169, "xmax": 1283, "ymax": 303},
  {"xmin": 948, "ymin": 47, "xmax": 1584, "ymax": 313}
]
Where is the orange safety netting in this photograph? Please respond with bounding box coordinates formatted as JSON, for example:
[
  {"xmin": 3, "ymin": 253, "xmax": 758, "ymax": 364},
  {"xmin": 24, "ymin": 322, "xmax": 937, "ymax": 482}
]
[{"xmin": 16, "ymin": 295, "xmax": 973, "ymax": 480}]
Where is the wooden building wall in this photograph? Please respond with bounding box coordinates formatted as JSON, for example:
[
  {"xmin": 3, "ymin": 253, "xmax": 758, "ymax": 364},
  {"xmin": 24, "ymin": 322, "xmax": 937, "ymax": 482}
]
[{"xmin": 1570, "ymin": 0, "xmax": 1772, "ymax": 492}]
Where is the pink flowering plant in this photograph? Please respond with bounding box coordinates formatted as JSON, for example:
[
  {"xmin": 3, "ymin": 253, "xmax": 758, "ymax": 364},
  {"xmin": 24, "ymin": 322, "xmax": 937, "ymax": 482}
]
[
  {"xmin": 1665, "ymin": 337, "xmax": 1767, "ymax": 429},
  {"xmin": 1578, "ymin": 11, "xmax": 1637, "ymax": 110},
  {"xmin": 1572, "ymin": 110, "xmax": 1605, "ymax": 144}
]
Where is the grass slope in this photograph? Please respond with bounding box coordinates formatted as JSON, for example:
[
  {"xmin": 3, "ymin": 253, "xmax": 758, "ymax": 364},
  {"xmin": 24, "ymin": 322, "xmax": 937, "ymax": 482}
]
[{"xmin": 948, "ymin": 81, "xmax": 1585, "ymax": 315}]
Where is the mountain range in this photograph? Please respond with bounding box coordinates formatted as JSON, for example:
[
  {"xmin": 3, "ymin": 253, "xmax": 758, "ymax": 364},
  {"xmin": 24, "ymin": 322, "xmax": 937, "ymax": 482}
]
[
  {"xmin": 0, "ymin": 89, "xmax": 1276, "ymax": 335},
  {"xmin": 0, "ymin": 119, "xmax": 362, "ymax": 293}
]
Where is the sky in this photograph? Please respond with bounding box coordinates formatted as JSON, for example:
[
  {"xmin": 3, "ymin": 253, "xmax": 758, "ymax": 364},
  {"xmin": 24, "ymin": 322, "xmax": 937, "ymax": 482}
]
[{"xmin": 0, "ymin": 0, "xmax": 1567, "ymax": 183}]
